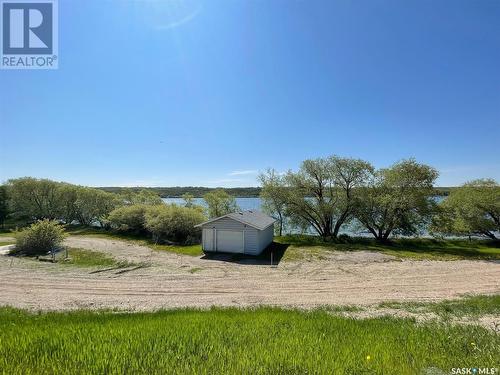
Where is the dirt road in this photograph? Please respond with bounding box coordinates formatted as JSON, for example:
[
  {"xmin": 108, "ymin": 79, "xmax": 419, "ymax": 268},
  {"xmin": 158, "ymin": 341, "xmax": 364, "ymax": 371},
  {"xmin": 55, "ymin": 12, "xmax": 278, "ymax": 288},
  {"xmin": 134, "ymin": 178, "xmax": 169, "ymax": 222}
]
[{"xmin": 0, "ymin": 237, "xmax": 498, "ymax": 311}]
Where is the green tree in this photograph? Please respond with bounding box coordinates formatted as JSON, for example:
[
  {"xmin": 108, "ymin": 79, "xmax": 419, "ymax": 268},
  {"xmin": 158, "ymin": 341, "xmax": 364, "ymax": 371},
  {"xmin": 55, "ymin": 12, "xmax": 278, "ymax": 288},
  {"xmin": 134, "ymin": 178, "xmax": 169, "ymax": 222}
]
[
  {"xmin": 258, "ymin": 169, "xmax": 288, "ymax": 236},
  {"xmin": 182, "ymin": 193, "xmax": 195, "ymax": 208},
  {"xmin": 0, "ymin": 185, "xmax": 8, "ymax": 228},
  {"xmin": 14, "ymin": 219, "xmax": 67, "ymax": 256},
  {"xmin": 75, "ymin": 188, "xmax": 120, "ymax": 227},
  {"xmin": 328, "ymin": 156, "xmax": 374, "ymax": 237},
  {"xmin": 355, "ymin": 159, "xmax": 438, "ymax": 242},
  {"xmin": 108, "ymin": 204, "xmax": 149, "ymax": 233},
  {"xmin": 144, "ymin": 204, "xmax": 205, "ymax": 244},
  {"xmin": 203, "ymin": 189, "xmax": 239, "ymax": 218},
  {"xmin": 283, "ymin": 156, "xmax": 373, "ymax": 238},
  {"xmin": 431, "ymin": 179, "xmax": 500, "ymax": 239},
  {"xmin": 56, "ymin": 184, "xmax": 81, "ymax": 224},
  {"xmin": 120, "ymin": 189, "xmax": 163, "ymax": 205},
  {"xmin": 7, "ymin": 177, "xmax": 63, "ymax": 220}
]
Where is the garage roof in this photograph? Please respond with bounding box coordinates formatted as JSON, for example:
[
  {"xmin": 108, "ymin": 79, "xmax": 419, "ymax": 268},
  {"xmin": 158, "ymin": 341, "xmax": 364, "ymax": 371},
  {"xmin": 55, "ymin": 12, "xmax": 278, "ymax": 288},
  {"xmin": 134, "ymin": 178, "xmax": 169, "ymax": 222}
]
[{"xmin": 195, "ymin": 210, "xmax": 276, "ymax": 230}]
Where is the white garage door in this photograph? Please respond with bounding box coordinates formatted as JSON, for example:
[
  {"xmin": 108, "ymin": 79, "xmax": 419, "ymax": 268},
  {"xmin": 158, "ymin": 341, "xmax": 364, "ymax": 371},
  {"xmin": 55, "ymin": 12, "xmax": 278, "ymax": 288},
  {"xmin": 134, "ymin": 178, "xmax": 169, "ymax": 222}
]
[{"xmin": 216, "ymin": 230, "xmax": 244, "ymax": 253}]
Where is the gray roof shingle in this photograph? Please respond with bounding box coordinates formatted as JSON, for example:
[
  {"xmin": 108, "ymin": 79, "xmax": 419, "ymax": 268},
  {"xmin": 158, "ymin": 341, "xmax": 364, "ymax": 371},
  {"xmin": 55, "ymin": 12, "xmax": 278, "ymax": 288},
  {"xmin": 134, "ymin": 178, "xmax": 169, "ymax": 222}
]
[{"xmin": 195, "ymin": 210, "xmax": 276, "ymax": 230}]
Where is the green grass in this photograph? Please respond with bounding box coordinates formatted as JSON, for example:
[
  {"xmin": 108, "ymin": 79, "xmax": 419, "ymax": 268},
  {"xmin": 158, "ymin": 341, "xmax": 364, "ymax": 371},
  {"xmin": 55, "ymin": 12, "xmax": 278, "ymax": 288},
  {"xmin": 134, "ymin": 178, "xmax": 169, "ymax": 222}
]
[
  {"xmin": 66, "ymin": 226, "xmax": 204, "ymax": 256},
  {"xmin": 8, "ymin": 247, "xmax": 140, "ymax": 269},
  {"xmin": 151, "ymin": 243, "xmax": 203, "ymax": 256},
  {"xmin": 59, "ymin": 248, "xmax": 139, "ymax": 269},
  {"xmin": 0, "ymin": 307, "xmax": 498, "ymax": 374},
  {"xmin": 276, "ymin": 235, "xmax": 500, "ymax": 261},
  {"xmin": 378, "ymin": 295, "xmax": 500, "ymax": 318}
]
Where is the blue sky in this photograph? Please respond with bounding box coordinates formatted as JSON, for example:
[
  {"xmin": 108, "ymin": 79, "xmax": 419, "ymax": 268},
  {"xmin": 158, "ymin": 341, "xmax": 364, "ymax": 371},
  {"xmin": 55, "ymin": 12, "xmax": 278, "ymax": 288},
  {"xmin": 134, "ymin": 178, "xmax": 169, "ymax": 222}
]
[{"xmin": 1, "ymin": 0, "xmax": 499, "ymax": 187}]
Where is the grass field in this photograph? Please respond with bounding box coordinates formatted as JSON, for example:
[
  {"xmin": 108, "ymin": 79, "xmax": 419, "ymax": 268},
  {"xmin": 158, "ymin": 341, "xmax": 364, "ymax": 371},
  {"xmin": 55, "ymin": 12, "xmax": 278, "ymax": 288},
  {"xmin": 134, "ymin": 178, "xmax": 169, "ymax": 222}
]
[
  {"xmin": 59, "ymin": 248, "xmax": 142, "ymax": 269},
  {"xmin": 0, "ymin": 305, "xmax": 498, "ymax": 374},
  {"xmin": 276, "ymin": 235, "xmax": 500, "ymax": 261}
]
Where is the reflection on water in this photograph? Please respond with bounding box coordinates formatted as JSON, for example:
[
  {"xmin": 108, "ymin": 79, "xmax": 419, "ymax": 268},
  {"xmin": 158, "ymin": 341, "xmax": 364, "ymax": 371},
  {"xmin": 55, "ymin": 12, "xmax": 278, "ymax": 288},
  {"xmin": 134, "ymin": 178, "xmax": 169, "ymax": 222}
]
[{"xmin": 163, "ymin": 197, "xmax": 261, "ymax": 211}]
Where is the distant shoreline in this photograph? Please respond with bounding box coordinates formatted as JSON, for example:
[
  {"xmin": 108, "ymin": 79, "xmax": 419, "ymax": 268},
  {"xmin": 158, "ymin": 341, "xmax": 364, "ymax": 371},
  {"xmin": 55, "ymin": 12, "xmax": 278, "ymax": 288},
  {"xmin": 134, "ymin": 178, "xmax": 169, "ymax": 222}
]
[{"xmin": 98, "ymin": 186, "xmax": 456, "ymax": 198}]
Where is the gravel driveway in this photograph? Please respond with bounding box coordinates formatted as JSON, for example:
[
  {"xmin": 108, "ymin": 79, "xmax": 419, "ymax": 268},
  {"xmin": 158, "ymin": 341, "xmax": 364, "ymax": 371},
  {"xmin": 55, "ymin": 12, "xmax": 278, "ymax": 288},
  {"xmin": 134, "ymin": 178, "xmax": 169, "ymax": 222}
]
[{"xmin": 0, "ymin": 236, "xmax": 498, "ymax": 311}]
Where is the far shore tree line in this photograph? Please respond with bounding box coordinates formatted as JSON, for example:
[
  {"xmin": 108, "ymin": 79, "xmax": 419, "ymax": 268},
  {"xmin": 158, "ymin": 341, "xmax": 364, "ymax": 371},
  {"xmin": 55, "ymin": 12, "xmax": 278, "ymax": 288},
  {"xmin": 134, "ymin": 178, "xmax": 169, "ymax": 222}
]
[
  {"xmin": 97, "ymin": 186, "xmax": 458, "ymax": 198},
  {"xmin": 1, "ymin": 156, "xmax": 499, "ymax": 246}
]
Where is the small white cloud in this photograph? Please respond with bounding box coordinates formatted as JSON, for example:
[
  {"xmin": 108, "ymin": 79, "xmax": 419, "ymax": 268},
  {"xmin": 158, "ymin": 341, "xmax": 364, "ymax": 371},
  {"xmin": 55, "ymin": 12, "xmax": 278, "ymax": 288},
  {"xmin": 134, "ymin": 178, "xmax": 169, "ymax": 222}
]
[
  {"xmin": 228, "ymin": 170, "xmax": 258, "ymax": 176},
  {"xmin": 155, "ymin": 3, "xmax": 203, "ymax": 30}
]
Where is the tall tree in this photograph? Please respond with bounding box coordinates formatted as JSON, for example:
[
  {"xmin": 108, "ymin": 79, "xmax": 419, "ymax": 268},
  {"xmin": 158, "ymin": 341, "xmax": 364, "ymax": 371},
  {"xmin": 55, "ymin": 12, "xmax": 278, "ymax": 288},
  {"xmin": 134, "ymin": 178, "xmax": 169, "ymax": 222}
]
[
  {"xmin": 283, "ymin": 156, "xmax": 372, "ymax": 239},
  {"xmin": 75, "ymin": 188, "xmax": 120, "ymax": 227},
  {"xmin": 328, "ymin": 156, "xmax": 374, "ymax": 237},
  {"xmin": 259, "ymin": 169, "xmax": 288, "ymax": 236},
  {"xmin": 284, "ymin": 158, "xmax": 336, "ymax": 237},
  {"xmin": 120, "ymin": 189, "xmax": 163, "ymax": 205},
  {"xmin": 355, "ymin": 159, "xmax": 438, "ymax": 242},
  {"xmin": 56, "ymin": 184, "xmax": 80, "ymax": 224},
  {"xmin": 0, "ymin": 185, "xmax": 8, "ymax": 228},
  {"xmin": 431, "ymin": 179, "xmax": 500, "ymax": 239},
  {"xmin": 203, "ymin": 189, "xmax": 239, "ymax": 218},
  {"xmin": 182, "ymin": 193, "xmax": 195, "ymax": 208},
  {"xmin": 7, "ymin": 177, "xmax": 62, "ymax": 220}
]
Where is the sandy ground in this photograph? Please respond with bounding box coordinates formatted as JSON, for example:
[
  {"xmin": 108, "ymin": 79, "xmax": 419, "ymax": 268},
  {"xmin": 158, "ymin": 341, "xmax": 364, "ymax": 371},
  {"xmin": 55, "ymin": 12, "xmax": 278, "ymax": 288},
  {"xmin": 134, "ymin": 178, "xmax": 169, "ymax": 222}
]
[{"xmin": 0, "ymin": 236, "xmax": 499, "ymax": 311}]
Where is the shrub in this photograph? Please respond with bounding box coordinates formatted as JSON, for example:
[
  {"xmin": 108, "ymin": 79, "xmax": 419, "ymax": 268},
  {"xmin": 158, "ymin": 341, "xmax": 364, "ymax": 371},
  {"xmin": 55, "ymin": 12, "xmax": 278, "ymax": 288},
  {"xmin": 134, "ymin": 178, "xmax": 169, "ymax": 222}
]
[
  {"xmin": 14, "ymin": 220, "xmax": 67, "ymax": 256},
  {"xmin": 108, "ymin": 204, "xmax": 150, "ymax": 233},
  {"xmin": 144, "ymin": 204, "xmax": 205, "ymax": 244}
]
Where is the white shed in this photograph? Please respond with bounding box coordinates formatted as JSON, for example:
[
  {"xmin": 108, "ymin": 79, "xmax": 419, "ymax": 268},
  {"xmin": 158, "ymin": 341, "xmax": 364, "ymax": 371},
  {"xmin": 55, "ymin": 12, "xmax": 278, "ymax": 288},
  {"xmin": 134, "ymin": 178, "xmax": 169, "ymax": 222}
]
[{"xmin": 195, "ymin": 210, "xmax": 276, "ymax": 255}]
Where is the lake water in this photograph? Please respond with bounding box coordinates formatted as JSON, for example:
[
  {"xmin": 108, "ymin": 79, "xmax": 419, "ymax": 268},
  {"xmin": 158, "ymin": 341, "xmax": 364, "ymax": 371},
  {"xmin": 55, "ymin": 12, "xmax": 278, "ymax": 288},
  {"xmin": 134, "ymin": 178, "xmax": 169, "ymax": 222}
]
[
  {"xmin": 163, "ymin": 197, "xmax": 262, "ymax": 210},
  {"xmin": 163, "ymin": 196, "xmax": 445, "ymax": 212}
]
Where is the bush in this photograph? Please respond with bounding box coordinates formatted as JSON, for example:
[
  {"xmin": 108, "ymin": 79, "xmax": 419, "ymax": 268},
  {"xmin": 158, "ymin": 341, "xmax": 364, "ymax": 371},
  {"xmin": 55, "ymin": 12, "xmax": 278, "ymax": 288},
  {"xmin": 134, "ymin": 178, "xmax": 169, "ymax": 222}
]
[
  {"xmin": 144, "ymin": 204, "xmax": 205, "ymax": 244},
  {"xmin": 108, "ymin": 204, "xmax": 150, "ymax": 233},
  {"xmin": 14, "ymin": 220, "xmax": 66, "ymax": 256}
]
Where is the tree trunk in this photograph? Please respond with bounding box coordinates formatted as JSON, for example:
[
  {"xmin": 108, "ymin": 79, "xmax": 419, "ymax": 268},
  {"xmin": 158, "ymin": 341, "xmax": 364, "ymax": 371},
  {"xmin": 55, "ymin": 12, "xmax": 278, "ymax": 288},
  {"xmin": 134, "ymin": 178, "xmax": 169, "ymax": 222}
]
[{"xmin": 482, "ymin": 231, "xmax": 497, "ymax": 240}]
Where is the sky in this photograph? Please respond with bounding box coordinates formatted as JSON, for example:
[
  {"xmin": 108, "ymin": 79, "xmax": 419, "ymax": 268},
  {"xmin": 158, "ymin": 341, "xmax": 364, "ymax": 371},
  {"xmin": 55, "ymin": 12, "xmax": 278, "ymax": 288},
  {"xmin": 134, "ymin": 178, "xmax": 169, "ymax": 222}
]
[{"xmin": 1, "ymin": 0, "xmax": 499, "ymax": 187}]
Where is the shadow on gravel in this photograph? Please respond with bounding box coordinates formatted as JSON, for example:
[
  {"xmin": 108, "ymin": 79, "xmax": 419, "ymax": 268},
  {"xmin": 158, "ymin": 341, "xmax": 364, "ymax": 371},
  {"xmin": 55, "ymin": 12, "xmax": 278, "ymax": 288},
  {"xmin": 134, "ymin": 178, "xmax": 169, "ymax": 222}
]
[
  {"xmin": 201, "ymin": 242, "xmax": 289, "ymax": 266},
  {"xmin": 89, "ymin": 263, "xmax": 149, "ymax": 275}
]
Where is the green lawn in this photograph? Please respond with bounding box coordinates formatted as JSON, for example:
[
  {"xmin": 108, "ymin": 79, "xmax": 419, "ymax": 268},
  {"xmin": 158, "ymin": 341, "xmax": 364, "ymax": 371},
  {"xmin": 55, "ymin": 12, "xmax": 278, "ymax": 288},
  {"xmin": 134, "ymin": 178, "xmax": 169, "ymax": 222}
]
[
  {"xmin": 0, "ymin": 238, "xmax": 15, "ymax": 246},
  {"xmin": 276, "ymin": 235, "xmax": 500, "ymax": 261},
  {"xmin": 60, "ymin": 248, "xmax": 140, "ymax": 269},
  {"xmin": 6, "ymin": 247, "xmax": 141, "ymax": 269},
  {"xmin": 0, "ymin": 306, "xmax": 498, "ymax": 374}
]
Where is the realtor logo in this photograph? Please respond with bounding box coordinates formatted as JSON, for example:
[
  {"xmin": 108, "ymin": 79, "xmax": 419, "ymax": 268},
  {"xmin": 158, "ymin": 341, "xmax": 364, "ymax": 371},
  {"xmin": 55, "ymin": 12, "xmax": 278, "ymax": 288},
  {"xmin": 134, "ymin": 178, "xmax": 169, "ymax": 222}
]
[{"xmin": 1, "ymin": 0, "xmax": 58, "ymax": 69}]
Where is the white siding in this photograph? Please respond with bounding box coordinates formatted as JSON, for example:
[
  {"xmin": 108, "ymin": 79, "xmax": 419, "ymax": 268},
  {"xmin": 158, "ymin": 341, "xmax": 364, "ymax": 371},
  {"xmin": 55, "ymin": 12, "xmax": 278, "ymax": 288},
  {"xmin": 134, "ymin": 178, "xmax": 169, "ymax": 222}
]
[
  {"xmin": 258, "ymin": 224, "xmax": 274, "ymax": 252},
  {"xmin": 200, "ymin": 218, "xmax": 274, "ymax": 255},
  {"xmin": 243, "ymin": 228, "xmax": 259, "ymax": 255}
]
